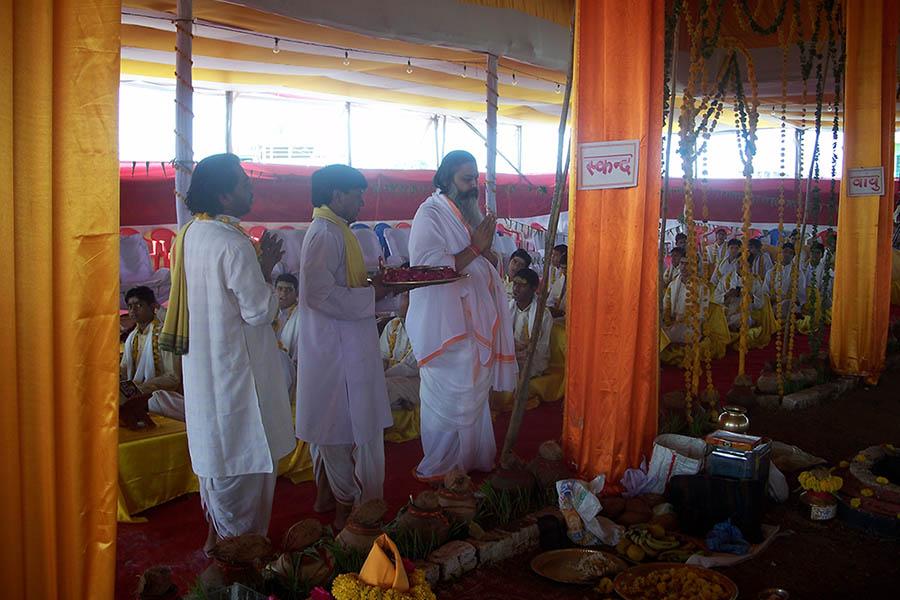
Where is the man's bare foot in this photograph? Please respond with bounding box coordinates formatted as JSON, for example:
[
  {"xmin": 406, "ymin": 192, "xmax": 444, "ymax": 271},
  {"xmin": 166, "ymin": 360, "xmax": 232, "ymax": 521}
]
[
  {"xmin": 314, "ymin": 484, "xmax": 336, "ymax": 513},
  {"xmin": 203, "ymin": 523, "xmax": 219, "ymax": 557},
  {"xmin": 333, "ymin": 503, "xmax": 353, "ymax": 531}
]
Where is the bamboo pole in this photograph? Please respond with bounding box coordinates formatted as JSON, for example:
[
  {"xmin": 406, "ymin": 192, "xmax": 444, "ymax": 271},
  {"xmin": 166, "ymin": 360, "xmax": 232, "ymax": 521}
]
[
  {"xmin": 485, "ymin": 54, "xmax": 499, "ymax": 214},
  {"xmin": 174, "ymin": 0, "xmax": 193, "ymax": 228},
  {"xmin": 501, "ymin": 17, "xmax": 574, "ymax": 460}
]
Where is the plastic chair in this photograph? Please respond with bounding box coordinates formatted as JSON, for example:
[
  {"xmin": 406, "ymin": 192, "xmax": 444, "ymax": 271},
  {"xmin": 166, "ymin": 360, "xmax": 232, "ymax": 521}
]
[
  {"xmin": 278, "ymin": 225, "xmax": 295, "ymax": 230},
  {"xmin": 374, "ymin": 223, "xmax": 392, "ymax": 258},
  {"xmin": 248, "ymin": 225, "xmax": 267, "ymax": 241},
  {"xmin": 150, "ymin": 228, "xmax": 176, "ymax": 269},
  {"xmin": 395, "ymin": 222, "xmax": 411, "ymax": 229},
  {"xmin": 350, "ymin": 223, "xmax": 371, "ymax": 230},
  {"xmin": 384, "ymin": 227, "xmax": 410, "ymax": 263},
  {"xmin": 120, "ymin": 227, "xmax": 141, "ymax": 237},
  {"xmin": 352, "ymin": 227, "xmax": 385, "ymax": 270},
  {"xmin": 121, "ymin": 228, "xmax": 154, "ymax": 257}
]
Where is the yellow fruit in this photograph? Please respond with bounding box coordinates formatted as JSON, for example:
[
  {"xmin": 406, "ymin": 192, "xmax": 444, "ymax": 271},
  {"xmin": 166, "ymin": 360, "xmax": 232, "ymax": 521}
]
[
  {"xmin": 855, "ymin": 454, "xmax": 868, "ymax": 463},
  {"xmin": 876, "ymin": 477, "xmax": 889, "ymax": 485},
  {"xmin": 850, "ymin": 498, "xmax": 861, "ymax": 508},
  {"xmin": 626, "ymin": 544, "xmax": 646, "ymax": 562},
  {"xmin": 595, "ymin": 577, "xmax": 613, "ymax": 594},
  {"xmin": 648, "ymin": 524, "xmax": 666, "ymax": 539},
  {"xmin": 839, "ymin": 461, "xmax": 850, "ymax": 468},
  {"xmin": 616, "ymin": 539, "xmax": 631, "ymax": 555},
  {"xmin": 861, "ymin": 488, "xmax": 874, "ymax": 498}
]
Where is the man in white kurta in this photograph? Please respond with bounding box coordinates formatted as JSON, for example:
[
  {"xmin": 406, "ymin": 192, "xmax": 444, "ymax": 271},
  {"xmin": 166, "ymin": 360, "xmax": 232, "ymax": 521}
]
[
  {"xmin": 509, "ymin": 268, "xmax": 553, "ymax": 379},
  {"xmin": 714, "ymin": 271, "xmax": 765, "ymax": 331},
  {"xmin": 803, "ymin": 241, "xmax": 833, "ymax": 309},
  {"xmin": 706, "ymin": 228, "xmax": 729, "ymax": 266},
  {"xmin": 120, "ymin": 286, "xmax": 185, "ymax": 425},
  {"xmin": 748, "ymin": 238, "xmax": 774, "ymax": 279},
  {"xmin": 168, "ymin": 153, "xmax": 295, "ymax": 547},
  {"xmin": 407, "ymin": 150, "xmax": 518, "ymax": 481},
  {"xmin": 764, "ymin": 243, "xmax": 807, "ymax": 323},
  {"xmin": 295, "ymin": 164, "xmax": 392, "ymax": 528},
  {"xmin": 379, "ymin": 292, "xmax": 420, "ymax": 410},
  {"xmin": 274, "ymin": 273, "xmax": 301, "ymax": 394},
  {"xmin": 662, "ymin": 272, "xmax": 711, "ymax": 345},
  {"xmin": 662, "ymin": 247, "xmax": 684, "ymax": 289},
  {"xmin": 711, "ymin": 239, "xmax": 742, "ymax": 285}
]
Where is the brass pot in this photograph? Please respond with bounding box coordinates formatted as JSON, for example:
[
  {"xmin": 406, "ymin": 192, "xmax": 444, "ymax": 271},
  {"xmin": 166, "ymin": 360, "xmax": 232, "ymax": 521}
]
[{"xmin": 717, "ymin": 405, "xmax": 750, "ymax": 433}]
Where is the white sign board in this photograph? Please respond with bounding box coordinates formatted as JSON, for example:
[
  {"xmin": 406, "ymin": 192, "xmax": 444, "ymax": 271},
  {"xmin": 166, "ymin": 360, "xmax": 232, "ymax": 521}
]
[
  {"xmin": 847, "ymin": 167, "xmax": 884, "ymax": 197},
  {"xmin": 578, "ymin": 139, "xmax": 640, "ymax": 190}
]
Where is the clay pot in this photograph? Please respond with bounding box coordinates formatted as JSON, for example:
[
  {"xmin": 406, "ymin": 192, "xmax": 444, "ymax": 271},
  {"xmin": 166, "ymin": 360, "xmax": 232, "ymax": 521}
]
[
  {"xmin": 282, "ymin": 519, "xmax": 324, "ymax": 552},
  {"xmin": 396, "ymin": 491, "xmax": 451, "ymax": 546},
  {"xmin": 336, "ymin": 500, "xmax": 387, "ymax": 552},
  {"xmin": 528, "ymin": 441, "xmax": 571, "ymax": 488},
  {"xmin": 438, "ymin": 471, "xmax": 477, "ymax": 524},
  {"xmin": 269, "ymin": 548, "xmax": 333, "ymax": 587}
]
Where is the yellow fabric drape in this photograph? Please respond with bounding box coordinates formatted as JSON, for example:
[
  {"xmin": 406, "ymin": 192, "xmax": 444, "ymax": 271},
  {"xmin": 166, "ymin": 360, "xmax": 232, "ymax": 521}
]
[
  {"xmin": 0, "ymin": 1, "xmax": 121, "ymax": 598},
  {"xmin": 563, "ymin": 0, "xmax": 663, "ymax": 486},
  {"xmin": 159, "ymin": 220, "xmax": 193, "ymax": 355},
  {"xmin": 829, "ymin": 0, "xmax": 897, "ymax": 384}
]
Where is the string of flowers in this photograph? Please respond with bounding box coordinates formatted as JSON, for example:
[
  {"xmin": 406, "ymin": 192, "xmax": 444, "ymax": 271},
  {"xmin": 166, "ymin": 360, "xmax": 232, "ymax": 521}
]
[
  {"xmin": 734, "ymin": 0, "xmax": 790, "ymax": 36},
  {"xmin": 774, "ymin": 41, "xmax": 789, "ymax": 397}
]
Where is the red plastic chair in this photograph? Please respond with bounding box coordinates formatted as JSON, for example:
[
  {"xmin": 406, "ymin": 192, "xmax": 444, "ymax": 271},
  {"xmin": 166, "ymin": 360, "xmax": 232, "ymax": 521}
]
[
  {"xmin": 150, "ymin": 228, "xmax": 176, "ymax": 269},
  {"xmin": 278, "ymin": 225, "xmax": 295, "ymax": 230},
  {"xmin": 395, "ymin": 222, "xmax": 411, "ymax": 229},
  {"xmin": 120, "ymin": 228, "xmax": 154, "ymax": 257},
  {"xmin": 248, "ymin": 225, "xmax": 267, "ymax": 242}
]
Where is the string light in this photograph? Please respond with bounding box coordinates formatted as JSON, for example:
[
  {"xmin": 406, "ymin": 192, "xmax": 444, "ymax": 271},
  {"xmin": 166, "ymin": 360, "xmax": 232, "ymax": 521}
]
[
  {"xmin": 461, "ymin": 64, "xmax": 468, "ymax": 78},
  {"xmin": 555, "ymin": 83, "xmax": 561, "ymax": 94},
  {"xmin": 342, "ymin": 50, "xmax": 350, "ymax": 66},
  {"xmin": 272, "ymin": 37, "xmax": 280, "ymax": 54},
  {"xmin": 406, "ymin": 59, "xmax": 413, "ymax": 74},
  {"xmin": 511, "ymin": 73, "xmax": 518, "ymax": 86}
]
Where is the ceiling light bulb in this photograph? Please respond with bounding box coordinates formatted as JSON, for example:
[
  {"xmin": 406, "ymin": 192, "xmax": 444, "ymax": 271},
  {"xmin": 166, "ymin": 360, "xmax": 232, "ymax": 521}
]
[
  {"xmin": 555, "ymin": 83, "xmax": 561, "ymax": 94},
  {"xmin": 272, "ymin": 38, "xmax": 280, "ymax": 54},
  {"xmin": 512, "ymin": 73, "xmax": 518, "ymax": 86},
  {"xmin": 406, "ymin": 59, "xmax": 413, "ymax": 74},
  {"xmin": 343, "ymin": 50, "xmax": 350, "ymax": 66},
  {"xmin": 461, "ymin": 65, "xmax": 468, "ymax": 79}
]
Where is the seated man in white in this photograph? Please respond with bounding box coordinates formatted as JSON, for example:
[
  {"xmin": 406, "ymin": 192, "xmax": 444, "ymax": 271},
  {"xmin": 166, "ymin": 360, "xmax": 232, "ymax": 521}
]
[
  {"xmin": 119, "ymin": 286, "xmax": 184, "ymax": 427},
  {"xmin": 711, "ymin": 238, "xmax": 742, "ymax": 285},
  {"xmin": 748, "ymin": 237, "xmax": 774, "ymax": 279},
  {"xmin": 379, "ymin": 292, "xmax": 419, "ymax": 410},
  {"xmin": 548, "ymin": 245, "xmax": 568, "ymax": 318},
  {"xmin": 764, "ymin": 242, "xmax": 807, "ymax": 323},
  {"xmin": 803, "ymin": 241, "xmax": 833, "ymax": 308},
  {"xmin": 509, "ymin": 268, "xmax": 553, "ymax": 378},
  {"xmin": 663, "ymin": 246, "xmax": 685, "ymax": 289},
  {"xmin": 504, "ymin": 248, "xmax": 533, "ymax": 298},
  {"xmin": 662, "ymin": 270, "xmax": 710, "ymax": 345},
  {"xmin": 274, "ymin": 273, "xmax": 300, "ymax": 393},
  {"xmin": 714, "ymin": 270, "xmax": 764, "ymax": 331},
  {"xmin": 706, "ymin": 227, "xmax": 728, "ymax": 266},
  {"xmin": 548, "ymin": 244, "xmax": 568, "ymax": 289}
]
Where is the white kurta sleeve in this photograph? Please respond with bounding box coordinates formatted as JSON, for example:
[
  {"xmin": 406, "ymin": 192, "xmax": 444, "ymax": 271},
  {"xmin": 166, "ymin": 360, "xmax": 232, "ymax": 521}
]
[
  {"xmin": 533, "ymin": 309, "xmax": 553, "ymax": 376},
  {"xmin": 302, "ymin": 228, "xmax": 375, "ymax": 321},
  {"xmin": 379, "ymin": 320, "xmax": 394, "ymax": 361},
  {"xmin": 223, "ymin": 240, "xmax": 279, "ymax": 327},
  {"xmin": 408, "ymin": 206, "xmax": 457, "ymax": 268}
]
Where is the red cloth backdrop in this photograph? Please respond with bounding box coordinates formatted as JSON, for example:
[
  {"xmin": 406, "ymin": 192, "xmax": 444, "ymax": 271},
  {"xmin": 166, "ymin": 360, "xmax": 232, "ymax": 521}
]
[{"xmin": 120, "ymin": 162, "xmax": 850, "ymax": 226}]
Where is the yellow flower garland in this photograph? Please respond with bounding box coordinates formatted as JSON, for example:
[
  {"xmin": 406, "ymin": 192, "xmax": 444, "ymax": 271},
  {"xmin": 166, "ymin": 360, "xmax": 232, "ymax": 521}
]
[
  {"xmin": 798, "ymin": 469, "xmax": 843, "ymax": 494},
  {"xmin": 332, "ymin": 570, "xmax": 436, "ymax": 600}
]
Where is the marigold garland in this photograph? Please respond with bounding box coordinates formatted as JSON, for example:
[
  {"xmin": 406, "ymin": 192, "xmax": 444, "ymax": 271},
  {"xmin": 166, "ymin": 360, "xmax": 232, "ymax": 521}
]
[{"xmin": 331, "ymin": 570, "xmax": 435, "ymax": 600}]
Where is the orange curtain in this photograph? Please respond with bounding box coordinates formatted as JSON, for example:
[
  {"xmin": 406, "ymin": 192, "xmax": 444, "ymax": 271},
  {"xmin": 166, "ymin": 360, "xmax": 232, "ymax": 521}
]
[
  {"xmin": 563, "ymin": 0, "xmax": 663, "ymax": 484},
  {"xmin": 829, "ymin": 0, "xmax": 897, "ymax": 384},
  {"xmin": 0, "ymin": 1, "xmax": 120, "ymax": 597}
]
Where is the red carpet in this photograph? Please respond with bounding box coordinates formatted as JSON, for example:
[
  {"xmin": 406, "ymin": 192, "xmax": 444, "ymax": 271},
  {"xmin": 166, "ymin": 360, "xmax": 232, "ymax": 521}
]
[{"xmin": 114, "ymin": 328, "xmax": 839, "ymax": 598}]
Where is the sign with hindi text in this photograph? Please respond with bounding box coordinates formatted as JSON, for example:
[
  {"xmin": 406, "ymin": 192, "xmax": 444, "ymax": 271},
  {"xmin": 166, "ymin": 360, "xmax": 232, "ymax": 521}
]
[
  {"xmin": 578, "ymin": 140, "xmax": 640, "ymax": 190},
  {"xmin": 847, "ymin": 167, "xmax": 884, "ymax": 197}
]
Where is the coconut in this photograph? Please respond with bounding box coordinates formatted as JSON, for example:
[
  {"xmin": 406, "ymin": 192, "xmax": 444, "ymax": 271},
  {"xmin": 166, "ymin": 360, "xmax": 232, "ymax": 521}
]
[
  {"xmin": 490, "ymin": 453, "xmax": 537, "ymax": 492},
  {"xmin": 336, "ymin": 500, "xmax": 388, "ymax": 552},
  {"xmin": 528, "ymin": 441, "xmax": 571, "ymax": 488},
  {"xmin": 538, "ymin": 441, "xmax": 564, "ymax": 461},
  {"xmin": 209, "ymin": 534, "xmax": 274, "ymax": 566},
  {"xmin": 396, "ymin": 491, "xmax": 451, "ymax": 546},
  {"xmin": 269, "ymin": 548, "xmax": 332, "ymax": 587},
  {"xmin": 282, "ymin": 519, "xmax": 324, "ymax": 552},
  {"xmin": 439, "ymin": 469, "xmax": 477, "ymax": 523},
  {"xmin": 598, "ymin": 496, "xmax": 626, "ymax": 519}
]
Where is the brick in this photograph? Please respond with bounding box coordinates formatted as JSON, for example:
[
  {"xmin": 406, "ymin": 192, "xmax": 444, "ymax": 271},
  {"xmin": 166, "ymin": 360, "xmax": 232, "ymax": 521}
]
[
  {"xmin": 498, "ymin": 523, "xmax": 539, "ymax": 553},
  {"xmin": 524, "ymin": 507, "xmax": 565, "ymax": 524},
  {"xmin": 467, "ymin": 530, "xmax": 515, "ymax": 565},
  {"xmin": 427, "ymin": 540, "xmax": 477, "ymax": 580}
]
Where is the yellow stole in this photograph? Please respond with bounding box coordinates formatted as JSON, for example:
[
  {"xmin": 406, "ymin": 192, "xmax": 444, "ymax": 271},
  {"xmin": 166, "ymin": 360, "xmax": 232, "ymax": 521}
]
[
  {"xmin": 312, "ymin": 205, "xmax": 367, "ymax": 288},
  {"xmin": 160, "ymin": 213, "xmax": 252, "ymax": 355}
]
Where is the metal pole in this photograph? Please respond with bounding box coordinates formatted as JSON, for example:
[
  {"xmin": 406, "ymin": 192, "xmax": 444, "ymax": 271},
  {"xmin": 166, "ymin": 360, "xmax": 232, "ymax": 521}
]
[
  {"xmin": 516, "ymin": 124, "xmax": 523, "ymax": 172},
  {"xmin": 433, "ymin": 114, "xmax": 440, "ymax": 168},
  {"xmin": 458, "ymin": 117, "xmax": 536, "ymax": 185},
  {"xmin": 345, "ymin": 101, "xmax": 352, "ymax": 166},
  {"xmin": 225, "ymin": 90, "xmax": 234, "ymax": 154},
  {"xmin": 485, "ymin": 54, "xmax": 499, "ymax": 214},
  {"xmin": 174, "ymin": 0, "xmax": 194, "ymax": 227},
  {"xmin": 441, "ymin": 115, "xmax": 447, "ymax": 158}
]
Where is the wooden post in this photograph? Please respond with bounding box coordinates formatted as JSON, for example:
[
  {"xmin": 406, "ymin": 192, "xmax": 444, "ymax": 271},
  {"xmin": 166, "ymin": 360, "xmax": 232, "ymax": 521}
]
[{"xmin": 225, "ymin": 90, "xmax": 234, "ymax": 154}]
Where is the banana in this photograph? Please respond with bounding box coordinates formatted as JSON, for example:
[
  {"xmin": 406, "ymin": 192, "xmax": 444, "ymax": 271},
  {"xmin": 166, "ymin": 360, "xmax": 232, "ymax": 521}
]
[{"xmin": 644, "ymin": 535, "xmax": 680, "ymax": 551}]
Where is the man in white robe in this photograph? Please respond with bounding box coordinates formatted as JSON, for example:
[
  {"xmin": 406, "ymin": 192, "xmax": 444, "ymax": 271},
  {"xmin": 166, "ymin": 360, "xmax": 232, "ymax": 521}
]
[
  {"xmin": 503, "ymin": 248, "xmax": 532, "ymax": 298},
  {"xmin": 119, "ymin": 286, "xmax": 184, "ymax": 427},
  {"xmin": 296, "ymin": 164, "xmax": 393, "ymax": 529},
  {"xmin": 714, "ymin": 271, "xmax": 765, "ymax": 331},
  {"xmin": 165, "ymin": 153, "xmax": 295, "ymax": 550},
  {"xmin": 379, "ymin": 292, "xmax": 420, "ymax": 410},
  {"xmin": 711, "ymin": 238, "xmax": 742, "ymax": 285},
  {"xmin": 764, "ymin": 243, "xmax": 807, "ymax": 322},
  {"xmin": 274, "ymin": 273, "xmax": 300, "ymax": 393},
  {"xmin": 748, "ymin": 238, "xmax": 774, "ymax": 279},
  {"xmin": 509, "ymin": 268, "xmax": 553, "ymax": 379},
  {"xmin": 547, "ymin": 245, "xmax": 568, "ymax": 318},
  {"xmin": 662, "ymin": 272, "xmax": 711, "ymax": 345},
  {"xmin": 407, "ymin": 150, "xmax": 518, "ymax": 481},
  {"xmin": 706, "ymin": 228, "xmax": 729, "ymax": 266},
  {"xmin": 803, "ymin": 241, "xmax": 833, "ymax": 309},
  {"xmin": 662, "ymin": 247, "xmax": 684, "ymax": 289},
  {"xmin": 548, "ymin": 244, "xmax": 568, "ymax": 289}
]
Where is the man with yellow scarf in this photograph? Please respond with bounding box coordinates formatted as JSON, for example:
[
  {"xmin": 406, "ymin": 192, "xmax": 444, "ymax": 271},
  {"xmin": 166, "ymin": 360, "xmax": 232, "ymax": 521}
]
[
  {"xmin": 160, "ymin": 153, "xmax": 295, "ymax": 553},
  {"xmin": 295, "ymin": 164, "xmax": 393, "ymax": 530}
]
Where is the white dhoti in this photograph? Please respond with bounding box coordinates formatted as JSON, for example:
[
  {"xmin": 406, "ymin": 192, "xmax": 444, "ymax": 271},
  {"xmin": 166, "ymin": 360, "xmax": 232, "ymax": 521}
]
[
  {"xmin": 309, "ymin": 436, "xmax": 385, "ymax": 506},
  {"xmin": 416, "ymin": 337, "xmax": 496, "ymax": 480},
  {"xmin": 199, "ymin": 471, "xmax": 277, "ymax": 538},
  {"xmin": 148, "ymin": 390, "xmax": 186, "ymax": 421}
]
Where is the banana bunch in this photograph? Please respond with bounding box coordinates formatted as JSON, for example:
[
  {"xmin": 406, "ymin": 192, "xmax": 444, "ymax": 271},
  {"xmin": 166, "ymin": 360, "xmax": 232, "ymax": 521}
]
[
  {"xmin": 799, "ymin": 469, "xmax": 843, "ymax": 493},
  {"xmin": 624, "ymin": 527, "xmax": 680, "ymax": 558}
]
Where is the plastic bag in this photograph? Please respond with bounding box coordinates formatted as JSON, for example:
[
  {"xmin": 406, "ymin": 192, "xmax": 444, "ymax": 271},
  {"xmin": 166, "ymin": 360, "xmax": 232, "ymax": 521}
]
[
  {"xmin": 646, "ymin": 434, "xmax": 707, "ymax": 494},
  {"xmin": 556, "ymin": 477, "xmax": 623, "ymax": 547},
  {"xmin": 705, "ymin": 520, "xmax": 750, "ymax": 555},
  {"xmin": 767, "ymin": 463, "xmax": 789, "ymax": 503},
  {"xmin": 620, "ymin": 458, "xmax": 657, "ymax": 498}
]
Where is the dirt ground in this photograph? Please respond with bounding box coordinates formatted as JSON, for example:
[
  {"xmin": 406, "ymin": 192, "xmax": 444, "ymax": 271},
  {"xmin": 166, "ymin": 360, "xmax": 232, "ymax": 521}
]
[{"xmin": 438, "ymin": 364, "xmax": 900, "ymax": 600}]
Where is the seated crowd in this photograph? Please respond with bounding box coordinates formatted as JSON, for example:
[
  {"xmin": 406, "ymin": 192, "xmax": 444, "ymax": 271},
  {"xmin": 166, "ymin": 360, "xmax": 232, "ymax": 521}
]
[
  {"xmin": 661, "ymin": 225, "xmax": 836, "ymax": 365},
  {"xmin": 118, "ymin": 151, "xmax": 568, "ymax": 548}
]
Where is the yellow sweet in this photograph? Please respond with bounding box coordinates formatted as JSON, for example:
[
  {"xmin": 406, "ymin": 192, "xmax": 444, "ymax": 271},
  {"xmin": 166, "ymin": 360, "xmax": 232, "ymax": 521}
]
[
  {"xmin": 855, "ymin": 454, "xmax": 868, "ymax": 463},
  {"xmin": 860, "ymin": 488, "xmax": 874, "ymax": 497},
  {"xmin": 839, "ymin": 461, "xmax": 850, "ymax": 468},
  {"xmin": 850, "ymin": 498, "xmax": 861, "ymax": 508},
  {"xmin": 876, "ymin": 476, "xmax": 889, "ymax": 485}
]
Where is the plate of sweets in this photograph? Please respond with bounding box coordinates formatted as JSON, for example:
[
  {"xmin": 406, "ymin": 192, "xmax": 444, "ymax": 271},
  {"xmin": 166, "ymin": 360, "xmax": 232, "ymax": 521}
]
[
  {"xmin": 382, "ymin": 265, "xmax": 467, "ymax": 289},
  {"xmin": 614, "ymin": 563, "xmax": 737, "ymax": 600}
]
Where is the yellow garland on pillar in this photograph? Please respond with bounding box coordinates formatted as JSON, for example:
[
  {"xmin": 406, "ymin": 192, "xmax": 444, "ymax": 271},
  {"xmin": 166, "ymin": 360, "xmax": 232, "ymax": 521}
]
[{"xmin": 774, "ymin": 42, "xmax": 789, "ymax": 397}]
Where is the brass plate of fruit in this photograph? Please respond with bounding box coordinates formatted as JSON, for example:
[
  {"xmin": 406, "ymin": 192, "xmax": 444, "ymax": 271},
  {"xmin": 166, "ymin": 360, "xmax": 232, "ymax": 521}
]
[
  {"xmin": 614, "ymin": 563, "xmax": 738, "ymax": 600},
  {"xmin": 530, "ymin": 549, "xmax": 628, "ymax": 584}
]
